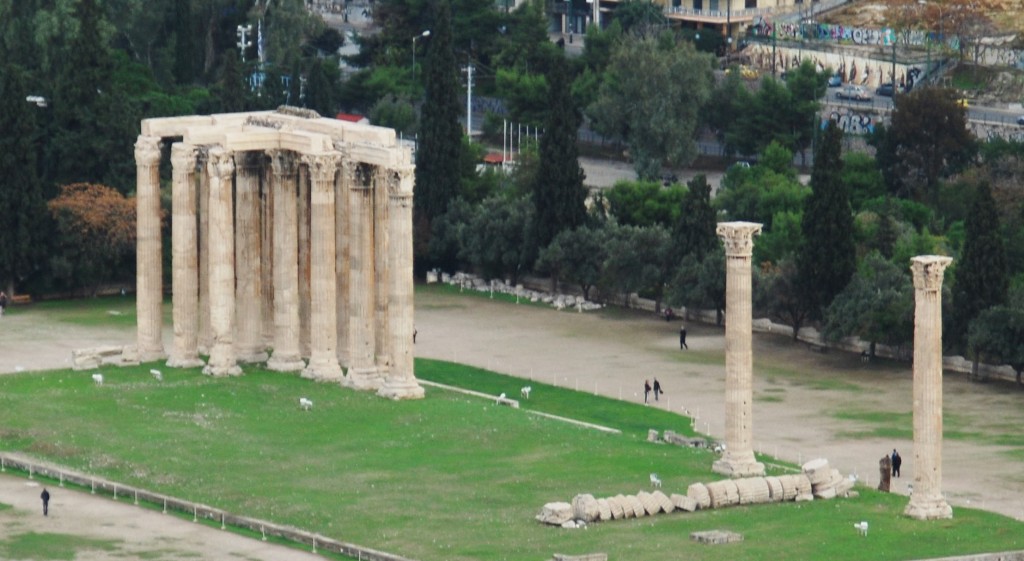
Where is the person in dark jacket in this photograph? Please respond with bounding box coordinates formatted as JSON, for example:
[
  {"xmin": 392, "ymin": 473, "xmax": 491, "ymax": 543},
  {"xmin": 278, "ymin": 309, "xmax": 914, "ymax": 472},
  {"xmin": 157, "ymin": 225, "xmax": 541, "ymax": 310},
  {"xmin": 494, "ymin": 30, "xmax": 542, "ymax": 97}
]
[
  {"xmin": 892, "ymin": 449, "xmax": 902, "ymax": 478},
  {"xmin": 41, "ymin": 488, "xmax": 50, "ymax": 516}
]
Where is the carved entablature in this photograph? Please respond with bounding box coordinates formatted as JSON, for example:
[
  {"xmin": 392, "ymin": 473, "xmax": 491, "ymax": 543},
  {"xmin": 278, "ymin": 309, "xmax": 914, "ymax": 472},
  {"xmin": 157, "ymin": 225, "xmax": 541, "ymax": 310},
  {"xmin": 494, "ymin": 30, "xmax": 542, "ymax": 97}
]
[
  {"xmin": 135, "ymin": 135, "xmax": 162, "ymax": 166},
  {"xmin": 716, "ymin": 222, "xmax": 763, "ymax": 258},
  {"xmin": 911, "ymin": 255, "xmax": 952, "ymax": 292}
]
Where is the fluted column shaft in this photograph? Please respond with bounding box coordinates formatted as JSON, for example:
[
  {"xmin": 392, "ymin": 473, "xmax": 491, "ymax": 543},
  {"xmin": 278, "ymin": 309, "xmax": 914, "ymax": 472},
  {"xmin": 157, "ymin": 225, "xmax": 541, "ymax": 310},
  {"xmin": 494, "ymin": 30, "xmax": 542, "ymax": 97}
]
[
  {"xmin": 344, "ymin": 164, "xmax": 380, "ymax": 390},
  {"xmin": 298, "ymin": 166, "xmax": 312, "ymax": 358},
  {"xmin": 197, "ymin": 155, "xmax": 211, "ymax": 354},
  {"xmin": 336, "ymin": 162, "xmax": 352, "ymax": 368},
  {"xmin": 905, "ymin": 255, "xmax": 954, "ymax": 520},
  {"xmin": 713, "ymin": 221, "xmax": 765, "ymax": 478},
  {"xmin": 266, "ymin": 150, "xmax": 306, "ymax": 372},
  {"xmin": 203, "ymin": 148, "xmax": 242, "ymax": 377},
  {"xmin": 302, "ymin": 153, "xmax": 344, "ymax": 381},
  {"xmin": 234, "ymin": 152, "xmax": 267, "ymax": 363},
  {"xmin": 373, "ymin": 167, "xmax": 391, "ymax": 377},
  {"xmin": 260, "ymin": 165, "xmax": 275, "ymax": 347},
  {"xmin": 167, "ymin": 143, "xmax": 204, "ymax": 368},
  {"xmin": 135, "ymin": 135, "xmax": 165, "ymax": 361},
  {"xmin": 378, "ymin": 166, "xmax": 424, "ymax": 400}
]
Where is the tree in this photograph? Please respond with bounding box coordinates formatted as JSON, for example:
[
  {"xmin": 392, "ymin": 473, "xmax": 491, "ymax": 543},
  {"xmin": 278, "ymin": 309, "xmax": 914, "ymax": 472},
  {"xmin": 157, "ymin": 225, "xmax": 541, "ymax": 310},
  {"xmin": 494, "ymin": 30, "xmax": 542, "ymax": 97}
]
[
  {"xmin": 950, "ymin": 182, "xmax": 1007, "ymax": 352},
  {"xmin": 823, "ymin": 252, "xmax": 915, "ymax": 357},
  {"xmin": 871, "ymin": 87, "xmax": 975, "ymax": 205},
  {"xmin": 604, "ymin": 180, "xmax": 685, "ymax": 228},
  {"xmin": 672, "ymin": 174, "xmax": 718, "ymax": 262},
  {"xmin": 600, "ymin": 223, "xmax": 671, "ymax": 308},
  {"xmin": 797, "ymin": 120, "xmax": 856, "ymax": 320},
  {"xmin": 459, "ymin": 194, "xmax": 535, "ymax": 284},
  {"xmin": 532, "ymin": 56, "xmax": 588, "ymax": 251},
  {"xmin": 612, "ymin": 0, "xmax": 667, "ymax": 37},
  {"xmin": 714, "ymin": 143, "xmax": 809, "ymax": 231},
  {"xmin": 535, "ymin": 224, "xmax": 609, "ymax": 300},
  {"xmin": 0, "ymin": 61, "xmax": 47, "ymax": 296},
  {"xmin": 669, "ymin": 248, "xmax": 725, "ymax": 324},
  {"xmin": 415, "ymin": 0, "xmax": 463, "ymax": 229},
  {"xmin": 588, "ymin": 33, "xmax": 714, "ymax": 180},
  {"xmin": 967, "ymin": 305, "xmax": 1024, "ymax": 384},
  {"xmin": 704, "ymin": 68, "xmax": 749, "ymax": 158},
  {"xmin": 47, "ymin": 183, "xmax": 139, "ymax": 295},
  {"xmin": 782, "ymin": 59, "xmax": 828, "ymax": 165},
  {"xmin": 756, "ymin": 259, "xmax": 812, "ymax": 340}
]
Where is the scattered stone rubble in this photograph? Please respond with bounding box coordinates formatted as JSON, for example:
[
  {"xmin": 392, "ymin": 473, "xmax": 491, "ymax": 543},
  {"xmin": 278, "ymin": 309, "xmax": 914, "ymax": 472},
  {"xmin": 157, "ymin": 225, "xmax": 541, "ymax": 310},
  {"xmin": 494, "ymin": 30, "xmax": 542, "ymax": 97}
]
[
  {"xmin": 537, "ymin": 458, "xmax": 856, "ymax": 527},
  {"xmin": 71, "ymin": 345, "xmax": 140, "ymax": 370},
  {"xmin": 432, "ymin": 271, "xmax": 605, "ymax": 312}
]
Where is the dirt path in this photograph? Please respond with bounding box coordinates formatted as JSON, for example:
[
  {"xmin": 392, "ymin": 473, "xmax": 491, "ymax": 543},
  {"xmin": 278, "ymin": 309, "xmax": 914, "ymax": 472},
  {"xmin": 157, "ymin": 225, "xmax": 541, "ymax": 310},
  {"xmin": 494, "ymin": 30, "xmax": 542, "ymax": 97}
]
[{"xmin": 0, "ymin": 292, "xmax": 1022, "ymax": 560}]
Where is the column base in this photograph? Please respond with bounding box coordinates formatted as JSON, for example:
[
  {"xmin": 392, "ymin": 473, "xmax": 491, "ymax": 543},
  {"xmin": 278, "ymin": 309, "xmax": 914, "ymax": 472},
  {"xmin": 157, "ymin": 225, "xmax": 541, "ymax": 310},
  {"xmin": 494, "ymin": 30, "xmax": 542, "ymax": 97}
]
[
  {"xmin": 713, "ymin": 454, "xmax": 765, "ymax": 478},
  {"xmin": 344, "ymin": 366, "xmax": 383, "ymax": 390},
  {"xmin": 302, "ymin": 356, "xmax": 344, "ymax": 382},
  {"xmin": 203, "ymin": 362, "xmax": 242, "ymax": 377},
  {"xmin": 267, "ymin": 352, "xmax": 306, "ymax": 372},
  {"xmin": 904, "ymin": 493, "xmax": 953, "ymax": 520},
  {"xmin": 378, "ymin": 378, "xmax": 425, "ymax": 400},
  {"xmin": 138, "ymin": 347, "xmax": 167, "ymax": 363},
  {"xmin": 167, "ymin": 355, "xmax": 205, "ymax": 369},
  {"xmin": 238, "ymin": 350, "xmax": 270, "ymax": 364}
]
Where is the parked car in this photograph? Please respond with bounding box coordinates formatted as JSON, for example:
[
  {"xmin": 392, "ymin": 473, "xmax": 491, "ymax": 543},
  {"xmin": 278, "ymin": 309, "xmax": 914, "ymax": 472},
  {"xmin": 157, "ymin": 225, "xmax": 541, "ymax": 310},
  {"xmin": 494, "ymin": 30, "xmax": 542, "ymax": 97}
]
[
  {"xmin": 1016, "ymin": 115, "xmax": 1024, "ymax": 126},
  {"xmin": 828, "ymin": 74, "xmax": 842, "ymax": 87},
  {"xmin": 836, "ymin": 85, "xmax": 871, "ymax": 101},
  {"xmin": 875, "ymin": 83, "xmax": 900, "ymax": 96}
]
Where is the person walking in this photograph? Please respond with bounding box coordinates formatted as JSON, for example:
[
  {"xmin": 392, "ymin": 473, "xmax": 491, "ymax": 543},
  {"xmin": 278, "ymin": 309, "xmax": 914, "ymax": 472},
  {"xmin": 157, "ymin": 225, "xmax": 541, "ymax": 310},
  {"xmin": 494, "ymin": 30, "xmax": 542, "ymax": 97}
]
[
  {"xmin": 891, "ymin": 449, "xmax": 902, "ymax": 478},
  {"xmin": 644, "ymin": 379, "xmax": 651, "ymax": 404},
  {"xmin": 679, "ymin": 325, "xmax": 688, "ymax": 350},
  {"xmin": 0, "ymin": 290, "xmax": 8, "ymax": 317},
  {"xmin": 653, "ymin": 378, "xmax": 663, "ymax": 401},
  {"xmin": 41, "ymin": 488, "xmax": 50, "ymax": 516}
]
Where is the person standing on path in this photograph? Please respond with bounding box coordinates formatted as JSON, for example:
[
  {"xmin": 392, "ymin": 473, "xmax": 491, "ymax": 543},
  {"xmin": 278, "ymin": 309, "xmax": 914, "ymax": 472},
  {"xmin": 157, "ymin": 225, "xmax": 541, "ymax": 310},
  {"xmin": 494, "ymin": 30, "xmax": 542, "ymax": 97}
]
[
  {"xmin": 892, "ymin": 449, "xmax": 902, "ymax": 478},
  {"xmin": 0, "ymin": 290, "xmax": 8, "ymax": 317},
  {"xmin": 653, "ymin": 378, "xmax": 663, "ymax": 401},
  {"xmin": 644, "ymin": 379, "xmax": 651, "ymax": 404},
  {"xmin": 41, "ymin": 488, "xmax": 50, "ymax": 516},
  {"xmin": 679, "ymin": 325, "xmax": 688, "ymax": 349}
]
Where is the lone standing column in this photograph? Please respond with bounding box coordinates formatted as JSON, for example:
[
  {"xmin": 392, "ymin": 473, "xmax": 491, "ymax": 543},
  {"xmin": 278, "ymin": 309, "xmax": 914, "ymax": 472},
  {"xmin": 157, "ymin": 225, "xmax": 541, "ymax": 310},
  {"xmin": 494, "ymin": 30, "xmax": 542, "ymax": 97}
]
[
  {"xmin": 266, "ymin": 150, "xmax": 306, "ymax": 372},
  {"xmin": 905, "ymin": 255, "xmax": 954, "ymax": 520},
  {"xmin": 378, "ymin": 166, "xmax": 424, "ymax": 400},
  {"xmin": 203, "ymin": 148, "xmax": 242, "ymax": 377},
  {"xmin": 167, "ymin": 143, "xmax": 204, "ymax": 368},
  {"xmin": 302, "ymin": 153, "xmax": 344, "ymax": 381},
  {"xmin": 135, "ymin": 135, "xmax": 165, "ymax": 361},
  {"xmin": 713, "ymin": 221, "xmax": 765, "ymax": 478}
]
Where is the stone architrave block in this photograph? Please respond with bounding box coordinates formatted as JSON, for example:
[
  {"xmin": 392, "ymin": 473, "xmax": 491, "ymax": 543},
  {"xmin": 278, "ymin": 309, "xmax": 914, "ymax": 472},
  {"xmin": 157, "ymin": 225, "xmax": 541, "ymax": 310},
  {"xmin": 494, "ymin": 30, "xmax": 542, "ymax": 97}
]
[
  {"xmin": 736, "ymin": 477, "xmax": 770, "ymax": 504},
  {"xmin": 652, "ymin": 490, "xmax": 675, "ymax": 513},
  {"xmin": 672, "ymin": 493, "xmax": 698, "ymax": 512},
  {"xmin": 572, "ymin": 494, "xmax": 600, "ymax": 522},
  {"xmin": 537, "ymin": 502, "xmax": 573, "ymax": 525},
  {"xmin": 802, "ymin": 458, "xmax": 831, "ymax": 486},
  {"xmin": 765, "ymin": 476, "xmax": 784, "ymax": 502},
  {"xmin": 686, "ymin": 482, "xmax": 711, "ymax": 510},
  {"xmin": 625, "ymin": 495, "xmax": 646, "ymax": 518},
  {"xmin": 596, "ymin": 498, "xmax": 612, "ymax": 521}
]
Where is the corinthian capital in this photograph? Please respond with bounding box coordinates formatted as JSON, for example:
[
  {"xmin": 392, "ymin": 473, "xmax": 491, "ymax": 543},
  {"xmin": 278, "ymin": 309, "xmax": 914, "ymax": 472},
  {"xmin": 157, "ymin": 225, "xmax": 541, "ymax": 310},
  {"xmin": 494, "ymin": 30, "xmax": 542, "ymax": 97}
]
[
  {"xmin": 206, "ymin": 148, "xmax": 235, "ymax": 179},
  {"xmin": 267, "ymin": 149, "xmax": 298, "ymax": 178},
  {"xmin": 135, "ymin": 136, "xmax": 162, "ymax": 165},
  {"xmin": 170, "ymin": 143, "xmax": 197, "ymax": 173},
  {"xmin": 716, "ymin": 221, "xmax": 763, "ymax": 257},
  {"xmin": 911, "ymin": 255, "xmax": 952, "ymax": 292},
  {"xmin": 302, "ymin": 153, "xmax": 340, "ymax": 182}
]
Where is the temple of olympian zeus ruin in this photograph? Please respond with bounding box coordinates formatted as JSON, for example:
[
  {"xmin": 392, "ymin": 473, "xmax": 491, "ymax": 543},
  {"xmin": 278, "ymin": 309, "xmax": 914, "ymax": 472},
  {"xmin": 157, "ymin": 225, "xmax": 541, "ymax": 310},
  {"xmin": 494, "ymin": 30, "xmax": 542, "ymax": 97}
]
[
  {"xmin": 713, "ymin": 221, "xmax": 954, "ymax": 519},
  {"xmin": 133, "ymin": 106, "xmax": 424, "ymax": 400}
]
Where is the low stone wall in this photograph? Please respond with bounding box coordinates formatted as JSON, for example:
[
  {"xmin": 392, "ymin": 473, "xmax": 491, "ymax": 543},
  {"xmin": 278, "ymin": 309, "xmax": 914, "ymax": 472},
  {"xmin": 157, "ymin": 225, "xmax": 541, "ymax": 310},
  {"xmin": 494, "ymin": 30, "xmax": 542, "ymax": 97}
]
[{"xmin": 0, "ymin": 452, "xmax": 417, "ymax": 561}]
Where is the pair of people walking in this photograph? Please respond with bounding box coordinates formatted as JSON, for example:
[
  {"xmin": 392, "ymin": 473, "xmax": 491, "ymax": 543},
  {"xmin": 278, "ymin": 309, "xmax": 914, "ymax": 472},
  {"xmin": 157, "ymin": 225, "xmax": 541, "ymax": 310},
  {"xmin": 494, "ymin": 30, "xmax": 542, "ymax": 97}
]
[{"xmin": 643, "ymin": 378, "xmax": 664, "ymax": 403}]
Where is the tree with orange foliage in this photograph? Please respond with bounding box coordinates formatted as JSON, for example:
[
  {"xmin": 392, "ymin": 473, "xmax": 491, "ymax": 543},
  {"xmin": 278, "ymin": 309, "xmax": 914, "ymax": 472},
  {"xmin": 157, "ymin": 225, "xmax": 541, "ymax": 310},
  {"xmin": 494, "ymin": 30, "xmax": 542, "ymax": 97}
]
[{"xmin": 47, "ymin": 183, "xmax": 143, "ymax": 295}]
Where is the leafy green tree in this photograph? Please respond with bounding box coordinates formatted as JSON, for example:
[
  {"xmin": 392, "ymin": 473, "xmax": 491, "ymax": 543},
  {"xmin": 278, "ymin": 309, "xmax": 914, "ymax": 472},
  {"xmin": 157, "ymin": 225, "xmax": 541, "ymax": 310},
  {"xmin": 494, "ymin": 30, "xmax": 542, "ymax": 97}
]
[
  {"xmin": 950, "ymin": 182, "xmax": 1007, "ymax": 352},
  {"xmin": 600, "ymin": 223, "xmax": 671, "ymax": 308},
  {"xmin": 0, "ymin": 62, "xmax": 47, "ymax": 295},
  {"xmin": 871, "ymin": 87, "xmax": 976, "ymax": 205},
  {"xmin": 588, "ymin": 33, "xmax": 714, "ymax": 179},
  {"xmin": 605, "ymin": 180, "xmax": 685, "ymax": 228},
  {"xmin": 415, "ymin": 0, "xmax": 463, "ymax": 224},
  {"xmin": 783, "ymin": 59, "xmax": 828, "ymax": 165},
  {"xmin": 669, "ymin": 248, "xmax": 725, "ymax": 324},
  {"xmin": 755, "ymin": 258, "xmax": 812, "ymax": 340},
  {"xmin": 672, "ymin": 174, "xmax": 718, "ymax": 261},
  {"xmin": 967, "ymin": 305, "xmax": 1024, "ymax": 384},
  {"xmin": 842, "ymin": 152, "xmax": 887, "ymax": 211},
  {"xmin": 535, "ymin": 224, "xmax": 609, "ymax": 300},
  {"xmin": 797, "ymin": 120, "xmax": 856, "ymax": 320},
  {"xmin": 215, "ymin": 49, "xmax": 249, "ymax": 113},
  {"xmin": 370, "ymin": 94, "xmax": 418, "ymax": 136},
  {"xmin": 705, "ymin": 68, "xmax": 749, "ymax": 157},
  {"xmin": 532, "ymin": 56, "xmax": 588, "ymax": 251},
  {"xmin": 459, "ymin": 194, "xmax": 535, "ymax": 284},
  {"xmin": 823, "ymin": 252, "xmax": 915, "ymax": 357},
  {"xmin": 303, "ymin": 57, "xmax": 341, "ymax": 116},
  {"xmin": 755, "ymin": 210, "xmax": 803, "ymax": 266},
  {"xmin": 714, "ymin": 144, "xmax": 809, "ymax": 230},
  {"xmin": 612, "ymin": 0, "xmax": 667, "ymax": 37},
  {"xmin": 494, "ymin": 67, "xmax": 549, "ymax": 127}
]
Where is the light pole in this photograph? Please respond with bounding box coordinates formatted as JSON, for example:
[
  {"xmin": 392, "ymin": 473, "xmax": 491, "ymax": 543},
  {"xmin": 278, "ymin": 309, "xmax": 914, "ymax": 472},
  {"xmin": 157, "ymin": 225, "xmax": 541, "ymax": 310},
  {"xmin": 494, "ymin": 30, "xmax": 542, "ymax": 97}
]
[
  {"xmin": 236, "ymin": 24, "xmax": 253, "ymax": 63},
  {"xmin": 412, "ymin": 30, "xmax": 430, "ymax": 78}
]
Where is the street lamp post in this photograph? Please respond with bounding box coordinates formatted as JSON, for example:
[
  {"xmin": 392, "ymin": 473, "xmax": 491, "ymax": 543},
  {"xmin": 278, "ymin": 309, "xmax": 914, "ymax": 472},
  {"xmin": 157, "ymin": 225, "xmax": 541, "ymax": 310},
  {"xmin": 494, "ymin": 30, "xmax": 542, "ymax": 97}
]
[
  {"xmin": 412, "ymin": 30, "xmax": 431, "ymax": 78},
  {"xmin": 236, "ymin": 24, "xmax": 253, "ymax": 63}
]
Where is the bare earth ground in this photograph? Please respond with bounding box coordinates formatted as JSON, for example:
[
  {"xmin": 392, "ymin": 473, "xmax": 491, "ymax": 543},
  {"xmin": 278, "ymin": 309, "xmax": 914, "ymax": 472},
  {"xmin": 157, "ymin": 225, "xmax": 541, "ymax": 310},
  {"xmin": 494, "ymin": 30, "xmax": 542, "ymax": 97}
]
[{"xmin": 1, "ymin": 291, "xmax": 1023, "ymax": 560}]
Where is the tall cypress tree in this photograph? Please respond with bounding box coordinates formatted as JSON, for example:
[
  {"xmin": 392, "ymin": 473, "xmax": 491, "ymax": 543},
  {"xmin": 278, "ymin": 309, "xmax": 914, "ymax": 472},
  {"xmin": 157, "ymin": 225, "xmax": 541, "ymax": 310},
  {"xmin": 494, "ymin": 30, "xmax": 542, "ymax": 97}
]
[
  {"xmin": 414, "ymin": 0, "xmax": 462, "ymax": 224},
  {"xmin": 950, "ymin": 182, "xmax": 1007, "ymax": 352},
  {"xmin": 673, "ymin": 174, "xmax": 718, "ymax": 262},
  {"xmin": 172, "ymin": 0, "xmax": 197, "ymax": 85},
  {"xmin": 532, "ymin": 56, "xmax": 587, "ymax": 251},
  {"xmin": 797, "ymin": 120, "xmax": 855, "ymax": 320},
  {"xmin": 0, "ymin": 62, "xmax": 47, "ymax": 295}
]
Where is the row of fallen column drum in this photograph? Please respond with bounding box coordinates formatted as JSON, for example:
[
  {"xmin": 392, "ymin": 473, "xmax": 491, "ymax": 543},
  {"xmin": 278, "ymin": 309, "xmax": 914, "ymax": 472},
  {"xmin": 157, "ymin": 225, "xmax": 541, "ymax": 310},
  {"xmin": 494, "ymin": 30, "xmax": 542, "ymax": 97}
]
[{"xmin": 537, "ymin": 458, "xmax": 854, "ymax": 526}]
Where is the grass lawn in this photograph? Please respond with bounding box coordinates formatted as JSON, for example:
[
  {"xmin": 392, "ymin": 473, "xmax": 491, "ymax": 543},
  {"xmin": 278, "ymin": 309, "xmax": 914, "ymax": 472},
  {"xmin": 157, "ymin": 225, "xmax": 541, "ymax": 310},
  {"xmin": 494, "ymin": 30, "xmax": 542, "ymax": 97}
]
[{"xmin": 1, "ymin": 359, "xmax": 1022, "ymax": 561}]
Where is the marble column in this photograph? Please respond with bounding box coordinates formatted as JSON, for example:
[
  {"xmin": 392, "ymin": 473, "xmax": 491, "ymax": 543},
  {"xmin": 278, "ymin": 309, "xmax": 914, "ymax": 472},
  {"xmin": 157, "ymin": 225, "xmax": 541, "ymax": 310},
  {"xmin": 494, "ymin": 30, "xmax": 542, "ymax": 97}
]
[
  {"xmin": 298, "ymin": 165, "xmax": 312, "ymax": 358},
  {"xmin": 713, "ymin": 221, "xmax": 765, "ymax": 478},
  {"xmin": 260, "ymin": 163, "xmax": 275, "ymax": 348},
  {"xmin": 373, "ymin": 166, "xmax": 391, "ymax": 378},
  {"xmin": 336, "ymin": 161, "xmax": 352, "ymax": 368},
  {"xmin": 203, "ymin": 148, "xmax": 242, "ymax": 377},
  {"xmin": 905, "ymin": 255, "xmax": 954, "ymax": 520},
  {"xmin": 344, "ymin": 164, "xmax": 381, "ymax": 390},
  {"xmin": 301, "ymin": 153, "xmax": 344, "ymax": 381},
  {"xmin": 266, "ymin": 150, "xmax": 306, "ymax": 372},
  {"xmin": 135, "ymin": 135, "xmax": 165, "ymax": 362},
  {"xmin": 234, "ymin": 152, "xmax": 267, "ymax": 363},
  {"xmin": 197, "ymin": 153, "xmax": 212, "ymax": 354},
  {"xmin": 167, "ymin": 143, "xmax": 204, "ymax": 368},
  {"xmin": 378, "ymin": 166, "xmax": 424, "ymax": 400}
]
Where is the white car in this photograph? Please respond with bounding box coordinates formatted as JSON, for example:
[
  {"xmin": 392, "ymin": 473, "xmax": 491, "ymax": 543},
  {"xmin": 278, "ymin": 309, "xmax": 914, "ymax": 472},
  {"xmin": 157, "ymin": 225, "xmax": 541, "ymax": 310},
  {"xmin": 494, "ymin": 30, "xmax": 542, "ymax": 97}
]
[{"xmin": 836, "ymin": 85, "xmax": 871, "ymax": 101}]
